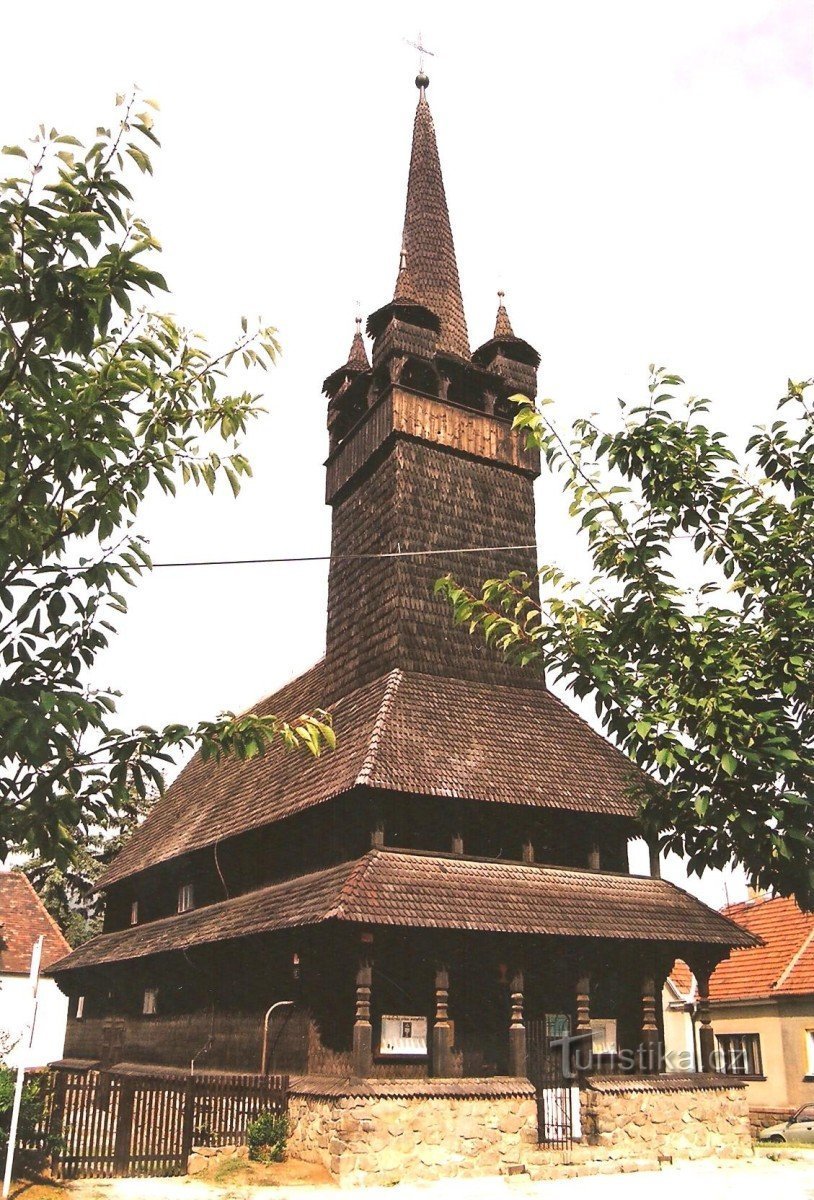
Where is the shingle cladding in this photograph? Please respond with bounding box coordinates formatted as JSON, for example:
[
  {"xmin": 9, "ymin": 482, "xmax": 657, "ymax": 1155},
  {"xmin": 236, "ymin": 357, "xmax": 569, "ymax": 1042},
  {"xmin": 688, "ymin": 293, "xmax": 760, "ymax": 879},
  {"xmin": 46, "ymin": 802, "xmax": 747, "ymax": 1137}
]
[
  {"xmin": 326, "ymin": 438, "xmax": 540, "ymax": 690},
  {"xmin": 56, "ymin": 850, "xmax": 756, "ymax": 972},
  {"xmin": 398, "ymin": 92, "xmax": 470, "ymax": 359},
  {"xmin": 99, "ymin": 665, "xmax": 644, "ymax": 889}
]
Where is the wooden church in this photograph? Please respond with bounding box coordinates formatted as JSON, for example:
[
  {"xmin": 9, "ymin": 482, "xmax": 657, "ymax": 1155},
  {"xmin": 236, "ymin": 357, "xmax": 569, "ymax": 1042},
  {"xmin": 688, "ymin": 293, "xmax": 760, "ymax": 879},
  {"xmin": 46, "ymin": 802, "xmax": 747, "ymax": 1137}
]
[{"xmin": 54, "ymin": 71, "xmax": 754, "ymax": 1084}]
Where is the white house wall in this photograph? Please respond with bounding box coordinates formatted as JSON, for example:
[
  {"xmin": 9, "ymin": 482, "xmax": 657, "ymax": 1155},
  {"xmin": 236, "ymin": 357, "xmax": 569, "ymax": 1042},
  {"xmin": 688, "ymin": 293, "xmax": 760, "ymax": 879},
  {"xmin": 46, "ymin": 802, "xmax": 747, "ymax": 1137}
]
[{"xmin": 0, "ymin": 973, "xmax": 68, "ymax": 1068}]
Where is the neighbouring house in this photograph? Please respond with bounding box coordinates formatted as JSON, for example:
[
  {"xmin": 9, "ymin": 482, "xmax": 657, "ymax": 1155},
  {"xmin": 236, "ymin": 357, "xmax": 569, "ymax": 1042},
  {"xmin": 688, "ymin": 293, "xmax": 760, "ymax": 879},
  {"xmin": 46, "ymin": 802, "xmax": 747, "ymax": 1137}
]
[
  {"xmin": 0, "ymin": 871, "xmax": 70, "ymax": 1067},
  {"xmin": 665, "ymin": 893, "xmax": 814, "ymax": 1132},
  {"xmin": 50, "ymin": 70, "xmax": 758, "ymax": 1183}
]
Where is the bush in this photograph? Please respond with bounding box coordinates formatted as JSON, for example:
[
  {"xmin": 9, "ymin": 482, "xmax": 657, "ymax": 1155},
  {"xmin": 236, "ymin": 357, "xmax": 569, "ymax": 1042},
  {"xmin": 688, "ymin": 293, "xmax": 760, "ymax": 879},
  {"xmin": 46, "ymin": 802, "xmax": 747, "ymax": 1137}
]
[
  {"xmin": 246, "ymin": 1109, "xmax": 288, "ymax": 1164},
  {"xmin": 0, "ymin": 1067, "xmax": 55, "ymax": 1168}
]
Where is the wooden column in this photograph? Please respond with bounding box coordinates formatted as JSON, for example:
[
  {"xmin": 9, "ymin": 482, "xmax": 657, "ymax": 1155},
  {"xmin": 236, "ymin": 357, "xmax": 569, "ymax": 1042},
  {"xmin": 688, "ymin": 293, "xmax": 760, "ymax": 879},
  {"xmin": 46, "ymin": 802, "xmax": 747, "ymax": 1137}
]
[
  {"xmin": 451, "ymin": 831, "xmax": 464, "ymax": 855},
  {"xmin": 575, "ymin": 967, "xmax": 592, "ymax": 1073},
  {"xmin": 640, "ymin": 973, "xmax": 660, "ymax": 1073},
  {"xmin": 509, "ymin": 969, "xmax": 527, "ymax": 1077},
  {"xmin": 587, "ymin": 843, "xmax": 601, "ymax": 870},
  {"xmin": 695, "ymin": 963, "xmax": 716, "ymax": 1073},
  {"xmin": 432, "ymin": 965, "xmax": 452, "ymax": 1077},
  {"xmin": 352, "ymin": 959, "xmax": 373, "ymax": 1077},
  {"xmin": 522, "ymin": 838, "xmax": 535, "ymax": 864},
  {"xmin": 648, "ymin": 837, "xmax": 661, "ymax": 879}
]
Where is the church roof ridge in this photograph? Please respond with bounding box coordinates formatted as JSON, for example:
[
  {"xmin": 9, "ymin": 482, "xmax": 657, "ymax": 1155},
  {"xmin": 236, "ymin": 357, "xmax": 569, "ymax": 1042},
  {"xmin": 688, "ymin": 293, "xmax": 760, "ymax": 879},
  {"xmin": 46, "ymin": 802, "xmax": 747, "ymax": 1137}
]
[{"xmin": 355, "ymin": 669, "xmax": 404, "ymax": 786}]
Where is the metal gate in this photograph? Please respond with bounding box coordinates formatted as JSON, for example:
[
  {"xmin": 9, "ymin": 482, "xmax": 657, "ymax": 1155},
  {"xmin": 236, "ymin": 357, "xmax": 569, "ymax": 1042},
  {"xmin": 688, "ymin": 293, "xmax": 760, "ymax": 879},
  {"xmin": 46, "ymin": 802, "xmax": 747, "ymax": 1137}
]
[{"xmin": 526, "ymin": 1020, "xmax": 575, "ymax": 1148}]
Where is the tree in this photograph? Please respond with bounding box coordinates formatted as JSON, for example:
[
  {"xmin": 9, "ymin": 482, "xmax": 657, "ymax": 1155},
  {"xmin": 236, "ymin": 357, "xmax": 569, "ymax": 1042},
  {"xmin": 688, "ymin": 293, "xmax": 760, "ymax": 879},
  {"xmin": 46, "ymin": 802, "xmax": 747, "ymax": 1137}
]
[
  {"xmin": 23, "ymin": 787, "xmax": 153, "ymax": 947},
  {"xmin": 437, "ymin": 369, "xmax": 814, "ymax": 908},
  {"xmin": 0, "ymin": 93, "xmax": 332, "ymax": 867}
]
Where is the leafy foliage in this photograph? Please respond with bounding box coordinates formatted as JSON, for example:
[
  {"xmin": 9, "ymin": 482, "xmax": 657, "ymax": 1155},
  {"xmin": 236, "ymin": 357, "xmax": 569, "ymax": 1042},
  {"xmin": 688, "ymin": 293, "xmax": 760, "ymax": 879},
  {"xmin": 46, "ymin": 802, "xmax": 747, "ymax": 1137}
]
[
  {"xmin": 0, "ymin": 1067, "xmax": 57, "ymax": 1164},
  {"xmin": 23, "ymin": 787, "xmax": 153, "ymax": 946},
  {"xmin": 0, "ymin": 93, "xmax": 333, "ymax": 867},
  {"xmin": 437, "ymin": 370, "xmax": 814, "ymax": 907},
  {"xmin": 246, "ymin": 1109, "xmax": 288, "ymax": 1163}
]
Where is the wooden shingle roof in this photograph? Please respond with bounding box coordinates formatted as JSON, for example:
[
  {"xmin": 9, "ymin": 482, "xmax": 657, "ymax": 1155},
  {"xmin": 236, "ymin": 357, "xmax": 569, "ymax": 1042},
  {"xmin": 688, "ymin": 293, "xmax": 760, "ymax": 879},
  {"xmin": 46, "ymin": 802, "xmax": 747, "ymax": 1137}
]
[
  {"xmin": 396, "ymin": 88, "xmax": 470, "ymax": 359},
  {"xmin": 55, "ymin": 849, "xmax": 756, "ymax": 972},
  {"xmin": 98, "ymin": 664, "xmax": 646, "ymax": 889}
]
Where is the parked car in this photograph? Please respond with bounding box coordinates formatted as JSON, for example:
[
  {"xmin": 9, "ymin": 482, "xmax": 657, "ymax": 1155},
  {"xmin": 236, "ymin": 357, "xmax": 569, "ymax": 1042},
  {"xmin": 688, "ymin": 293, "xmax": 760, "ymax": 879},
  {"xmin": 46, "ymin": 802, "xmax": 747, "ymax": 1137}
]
[{"xmin": 759, "ymin": 1105, "xmax": 814, "ymax": 1144}]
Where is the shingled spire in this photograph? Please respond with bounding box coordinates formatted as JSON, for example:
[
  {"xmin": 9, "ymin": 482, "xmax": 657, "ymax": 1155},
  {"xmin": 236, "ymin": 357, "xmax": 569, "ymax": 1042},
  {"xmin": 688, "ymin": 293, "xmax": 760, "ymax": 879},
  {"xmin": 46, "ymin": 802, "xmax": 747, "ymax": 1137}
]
[
  {"xmin": 397, "ymin": 75, "xmax": 470, "ymax": 359},
  {"xmin": 322, "ymin": 316, "xmax": 370, "ymax": 401},
  {"xmin": 494, "ymin": 290, "xmax": 515, "ymax": 338},
  {"xmin": 346, "ymin": 315, "xmax": 370, "ymax": 371}
]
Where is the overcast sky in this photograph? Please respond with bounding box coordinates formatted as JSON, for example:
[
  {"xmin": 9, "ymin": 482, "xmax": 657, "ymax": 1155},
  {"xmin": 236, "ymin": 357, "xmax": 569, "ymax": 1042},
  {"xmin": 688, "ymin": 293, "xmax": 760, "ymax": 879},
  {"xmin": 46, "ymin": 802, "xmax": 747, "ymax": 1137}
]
[{"xmin": 3, "ymin": 1, "xmax": 812, "ymax": 906}]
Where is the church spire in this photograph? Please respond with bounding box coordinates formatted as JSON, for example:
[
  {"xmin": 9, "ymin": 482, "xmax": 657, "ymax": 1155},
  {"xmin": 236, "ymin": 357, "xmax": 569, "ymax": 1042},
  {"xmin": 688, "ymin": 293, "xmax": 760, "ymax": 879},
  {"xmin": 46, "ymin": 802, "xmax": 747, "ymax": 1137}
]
[
  {"xmin": 494, "ymin": 290, "xmax": 515, "ymax": 339},
  {"xmin": 346, "ymin": 315, "xmax": 370, "ymax": 371},
  {"xmin": 396, "ymin": 74, "xmax": 470, "ymax": 359}
]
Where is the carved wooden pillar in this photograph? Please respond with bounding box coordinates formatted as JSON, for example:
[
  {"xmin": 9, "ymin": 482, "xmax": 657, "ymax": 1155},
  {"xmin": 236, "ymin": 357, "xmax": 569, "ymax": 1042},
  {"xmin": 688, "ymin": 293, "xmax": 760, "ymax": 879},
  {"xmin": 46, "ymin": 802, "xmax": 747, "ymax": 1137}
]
[
  {"xmin": 371, "ymin": 814, "xmax": 385, "ymax": 848},
  {"xmin": 648, "ymin": 837, "xmax": 661, "ymax": 879},
  {"xmin": 352, "ymin": 959, "xmax": 373, "ymax": 1077},
  {"xmin": 640, "ymin": 973, "xmax": 660, "ymax": 1073},
  {"xmin": 451, "ymin": 831, "xmax": 464, "ymax": 855},
  {"xmin": 695, "ymin": 963, "xmax": 717, "ymax": 1073},
  {"xmin": 522, "ymin": 837, "xmax": 535, "ymax": 864},
  {"xmin": 587, "ymin": 843, "xmax": 601, "ymax": 871},
  {"xmin": 432, "ymin": 965, "xmax": 452, "ymax": 1077},
  {"xmin": 509, "ymin": 969, "xmax": 527, "ymax": 1077},
  {"xmin": 575, "ymin": 967, "xmax": 592, "ymax": 1073}
]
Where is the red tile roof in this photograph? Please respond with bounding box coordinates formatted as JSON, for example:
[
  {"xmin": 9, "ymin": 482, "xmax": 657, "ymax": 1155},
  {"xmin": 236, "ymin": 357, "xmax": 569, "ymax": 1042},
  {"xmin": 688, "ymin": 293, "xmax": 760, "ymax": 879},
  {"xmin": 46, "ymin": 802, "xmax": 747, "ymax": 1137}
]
[
  {"xmin": 99, "ymin": 665, "xmax": 646, "ymax": 889},
  {"xmin": 668, "ymin": 958, "xmax": 695, "ymax": 998},
  {"xmin": 708, "ymin": 894, "xmax": 814, "ymax": 1001},
  {"xmin": 54, "ymin": 849, "xmax": 756, "ymax": 973},
  {"xmin": 0, "ymin": 872, "xmax": 71, "ymax": 975}
]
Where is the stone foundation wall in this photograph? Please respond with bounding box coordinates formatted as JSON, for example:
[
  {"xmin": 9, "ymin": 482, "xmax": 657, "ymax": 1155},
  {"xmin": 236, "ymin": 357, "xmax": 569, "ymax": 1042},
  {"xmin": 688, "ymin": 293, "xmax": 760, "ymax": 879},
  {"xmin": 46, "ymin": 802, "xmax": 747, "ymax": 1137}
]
[
  {"xmin": 286, "ymin": 1076, "xmax": 752, "ymax": 1187},
  {"xmin": 288, "ymin": 1084, "xmax": 536, "ymax": 1186},
  {"xmin": 749, "ymin": 1106, "xmax": 795, "ymax": 1138},
  {"xmin": 581, "ymin": 1080, "xmax": 752, "ymax": 1160}
]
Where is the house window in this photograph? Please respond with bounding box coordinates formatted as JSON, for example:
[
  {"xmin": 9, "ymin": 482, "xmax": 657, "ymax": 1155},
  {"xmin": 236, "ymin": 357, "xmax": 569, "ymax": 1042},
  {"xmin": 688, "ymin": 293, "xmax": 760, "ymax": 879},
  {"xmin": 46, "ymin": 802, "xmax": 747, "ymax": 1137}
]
[
  {"xmin": 75, "ymin": 995, "xmax": 85, "ymax": 1020},
  {"xmin": 130, "ymin": 900, "xmax": 139, "ymax": 926},
  {"xmin": 142, "ymin": 988, "xmax": 158, "ymax": 1016},
  {"xmin": 177, "ymin": 883, "xmax": 194, "ymax": 913},
  {"xmin": 717, "ymin": 1033, "xmax": 763, "ymax": 1077},
  {"xmin": 805, "ymin": 1030, "xmax": 814, "ymax": 1078}
]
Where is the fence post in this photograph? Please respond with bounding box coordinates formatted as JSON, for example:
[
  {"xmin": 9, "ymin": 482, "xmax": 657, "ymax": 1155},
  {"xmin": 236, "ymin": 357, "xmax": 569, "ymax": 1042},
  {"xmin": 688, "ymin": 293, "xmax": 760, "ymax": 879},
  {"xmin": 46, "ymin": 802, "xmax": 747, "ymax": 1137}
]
[
  {"xmin": 48, "ymin": 1070, "xmax": 68, "ymax": 1172},
  {"xmin": 112, "ymin": 1076, "xmax": 136, "ymax": 1177},
  {"xmin": 181, "ymin": 1076, "xmax": 196, "ymax": 1166}
]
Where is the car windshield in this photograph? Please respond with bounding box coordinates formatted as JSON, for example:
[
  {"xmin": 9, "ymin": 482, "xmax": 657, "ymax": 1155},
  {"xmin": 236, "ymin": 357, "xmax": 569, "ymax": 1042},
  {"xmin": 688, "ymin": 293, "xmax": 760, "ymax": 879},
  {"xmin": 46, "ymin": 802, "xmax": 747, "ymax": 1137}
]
[{"xmin": 792, "ymin": 1105, "xmax": 814, "ymax": 1122}]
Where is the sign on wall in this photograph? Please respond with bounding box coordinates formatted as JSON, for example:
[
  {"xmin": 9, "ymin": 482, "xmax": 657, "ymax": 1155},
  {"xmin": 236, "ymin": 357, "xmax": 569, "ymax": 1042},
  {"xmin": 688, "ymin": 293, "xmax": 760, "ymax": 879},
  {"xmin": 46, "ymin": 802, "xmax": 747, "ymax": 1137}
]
[
  {"xmin": 379, "ymin": 1015, "xmax": 428, "ymax": 1057},
  {"xmin": 589, "ymin": 1018, "xmax": 618, "ymax": 1055}
]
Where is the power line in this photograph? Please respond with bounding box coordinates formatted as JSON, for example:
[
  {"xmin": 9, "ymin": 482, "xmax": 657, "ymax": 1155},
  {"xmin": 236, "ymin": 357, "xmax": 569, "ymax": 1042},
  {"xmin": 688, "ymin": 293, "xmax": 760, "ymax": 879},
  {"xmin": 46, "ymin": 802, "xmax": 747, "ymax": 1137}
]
[{"xmin": 26, "ymin": 544, "xmax": 539, "ymax": 574}]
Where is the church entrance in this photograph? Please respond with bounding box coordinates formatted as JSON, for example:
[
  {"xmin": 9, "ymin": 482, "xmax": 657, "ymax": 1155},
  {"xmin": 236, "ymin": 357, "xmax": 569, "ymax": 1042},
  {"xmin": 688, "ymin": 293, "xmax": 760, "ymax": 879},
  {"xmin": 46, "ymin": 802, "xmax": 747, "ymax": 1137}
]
[{"xmin": 526, "ymin": 1018, "xmax": 576, "ymax": 1147}]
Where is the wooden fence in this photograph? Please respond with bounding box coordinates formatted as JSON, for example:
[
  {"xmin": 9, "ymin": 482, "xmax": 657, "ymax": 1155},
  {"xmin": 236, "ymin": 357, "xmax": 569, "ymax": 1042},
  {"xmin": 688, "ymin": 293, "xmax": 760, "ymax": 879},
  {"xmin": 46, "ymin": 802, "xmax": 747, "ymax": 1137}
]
[{"xmin": 39, "ymin": 1065, "xmax": 288, "ymax": 1179}]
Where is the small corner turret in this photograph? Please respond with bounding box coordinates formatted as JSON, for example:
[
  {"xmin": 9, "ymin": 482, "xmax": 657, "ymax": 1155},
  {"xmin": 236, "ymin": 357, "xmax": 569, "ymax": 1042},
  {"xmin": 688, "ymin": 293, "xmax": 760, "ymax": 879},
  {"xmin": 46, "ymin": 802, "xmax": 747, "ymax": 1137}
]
[{"xmin": 472, "ymin": 291, "xmax": 541, "ymax": 406}]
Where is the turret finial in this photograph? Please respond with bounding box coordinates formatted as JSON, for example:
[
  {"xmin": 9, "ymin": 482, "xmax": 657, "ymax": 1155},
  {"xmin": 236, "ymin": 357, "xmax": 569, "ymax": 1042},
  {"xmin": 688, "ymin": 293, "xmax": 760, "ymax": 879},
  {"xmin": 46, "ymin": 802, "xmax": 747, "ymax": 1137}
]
[{"xmin": 405, "ymin": 32, "xmax": 434, "ymax": 97}]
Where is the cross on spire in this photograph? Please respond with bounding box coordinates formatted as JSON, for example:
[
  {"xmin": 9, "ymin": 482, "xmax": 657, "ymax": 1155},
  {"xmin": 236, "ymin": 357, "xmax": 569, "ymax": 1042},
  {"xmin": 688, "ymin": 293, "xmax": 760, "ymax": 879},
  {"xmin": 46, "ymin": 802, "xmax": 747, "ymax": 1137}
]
[{"xmin": 405, "ymin": 32, "xmax": 435, "ymax": 74}]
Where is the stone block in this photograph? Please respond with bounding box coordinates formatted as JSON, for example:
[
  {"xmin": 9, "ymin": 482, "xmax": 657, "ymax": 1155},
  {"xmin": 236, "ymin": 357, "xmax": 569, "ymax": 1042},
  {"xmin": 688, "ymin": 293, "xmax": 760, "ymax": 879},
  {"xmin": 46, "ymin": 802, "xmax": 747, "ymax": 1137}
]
[{"xmin": 187, "ymin": 1155, "xmax": 208, "ymax": 1177}]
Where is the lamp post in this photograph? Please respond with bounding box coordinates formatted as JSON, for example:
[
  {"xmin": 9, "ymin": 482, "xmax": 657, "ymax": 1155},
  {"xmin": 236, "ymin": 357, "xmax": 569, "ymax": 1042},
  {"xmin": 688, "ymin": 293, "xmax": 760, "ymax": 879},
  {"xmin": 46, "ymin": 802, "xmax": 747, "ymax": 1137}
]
[{"xmin": 260, "ymin": 1000, "xmax": 294, "ymax": 1075}]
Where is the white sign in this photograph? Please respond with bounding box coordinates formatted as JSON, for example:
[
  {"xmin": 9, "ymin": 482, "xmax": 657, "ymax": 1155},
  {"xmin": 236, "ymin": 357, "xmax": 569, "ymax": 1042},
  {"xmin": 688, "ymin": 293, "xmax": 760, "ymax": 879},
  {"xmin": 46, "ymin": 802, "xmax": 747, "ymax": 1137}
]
[
  {"xmin": 379, "ymin": 1014, "xmax": 428, "ymax": 1057},
  {"xmin": 590, "ymin": 1018, "xmax": 618, "ymax": 1055}
]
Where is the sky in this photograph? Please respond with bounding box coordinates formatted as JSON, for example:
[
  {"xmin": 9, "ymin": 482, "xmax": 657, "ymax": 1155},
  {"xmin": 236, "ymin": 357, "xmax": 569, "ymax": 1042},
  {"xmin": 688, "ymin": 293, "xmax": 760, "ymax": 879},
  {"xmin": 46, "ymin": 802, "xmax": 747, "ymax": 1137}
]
[{"xmin": 2, "ymin": 0, "xmax": 812, "ymax": 906}]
